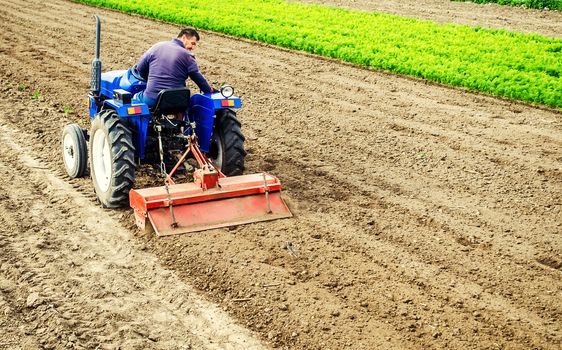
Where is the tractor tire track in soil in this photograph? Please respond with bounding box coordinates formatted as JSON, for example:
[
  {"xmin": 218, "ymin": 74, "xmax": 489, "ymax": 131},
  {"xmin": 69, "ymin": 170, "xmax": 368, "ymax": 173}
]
[{"xmin": 0, "ymin": 0, "xmax": 561, "ymax": 349}]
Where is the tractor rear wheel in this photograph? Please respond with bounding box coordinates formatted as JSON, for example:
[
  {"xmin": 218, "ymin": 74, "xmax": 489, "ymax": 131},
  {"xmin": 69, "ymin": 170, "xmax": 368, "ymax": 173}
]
[
  {"xmin": 208, "ymin": 109, "xmax": 246, "ymax": 176},
  {"xmin": 89, "ymin": 109, "xmax": 136, "ymax": 208},
  {"xmin": 62, "ymin": 123, "xmax": 88, "ymax": 178}
]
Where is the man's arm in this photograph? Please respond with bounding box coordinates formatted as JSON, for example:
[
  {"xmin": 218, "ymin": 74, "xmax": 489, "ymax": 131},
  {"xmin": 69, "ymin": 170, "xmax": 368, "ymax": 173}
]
[
  {"xmin": 184, "ymin": 55, "xmax": 212, "ymax": 93},
  {"xmin": 190, "ymin": 70, "xmax": 213, "ymax": 94},
  {"xmin": 136, "ymin": 50, "xmax": 152, "ymax": 80}
]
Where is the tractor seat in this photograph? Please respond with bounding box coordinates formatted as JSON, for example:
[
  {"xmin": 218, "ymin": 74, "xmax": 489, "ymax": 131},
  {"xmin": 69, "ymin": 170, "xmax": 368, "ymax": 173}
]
[{"xmin": 151, "ymin": 88, "xmax": 191, "ymax": 116}]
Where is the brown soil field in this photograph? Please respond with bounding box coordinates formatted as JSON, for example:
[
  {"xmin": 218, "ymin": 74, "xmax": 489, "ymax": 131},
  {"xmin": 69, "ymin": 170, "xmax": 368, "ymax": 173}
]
[{"xmin": 0, "ymin": 0, "xmax": 561, "ymax": 349}]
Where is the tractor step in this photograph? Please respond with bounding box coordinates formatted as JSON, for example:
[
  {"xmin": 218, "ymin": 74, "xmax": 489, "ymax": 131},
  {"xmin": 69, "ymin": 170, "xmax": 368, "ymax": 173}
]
[{"xmin": 130, "ymin": 173, "xmax": 292, "ymax": 236}]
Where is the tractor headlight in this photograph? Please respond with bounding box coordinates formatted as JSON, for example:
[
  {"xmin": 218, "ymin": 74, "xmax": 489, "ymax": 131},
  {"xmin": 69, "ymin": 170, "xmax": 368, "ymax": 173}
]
[{"xmin": 220, "ymin": 85, "xmax": 234, "ymax": 98}]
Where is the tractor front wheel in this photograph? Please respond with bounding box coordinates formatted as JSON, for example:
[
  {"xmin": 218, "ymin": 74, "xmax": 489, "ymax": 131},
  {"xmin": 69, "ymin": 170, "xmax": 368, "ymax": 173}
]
[
  {"xmin": 62, "ymin": 123, "xmax": 88, "ymax": 178},
  {"xmin": 89, "ymin": 109, "xmax": 136, "ymax": 208},
  {"xmin": 208, "ymin": 109, "xmax": 246, "ymax": 176}
]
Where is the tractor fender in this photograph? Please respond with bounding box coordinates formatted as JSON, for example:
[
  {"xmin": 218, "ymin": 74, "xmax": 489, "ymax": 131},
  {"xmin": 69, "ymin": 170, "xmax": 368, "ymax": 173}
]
[
  {"xmin": 98, "ymin": 100, "xmax": 151, "ymax": 160},
  {"xmin": 189, "ymin": 93, "xmax": 242, "ymax": 153}
]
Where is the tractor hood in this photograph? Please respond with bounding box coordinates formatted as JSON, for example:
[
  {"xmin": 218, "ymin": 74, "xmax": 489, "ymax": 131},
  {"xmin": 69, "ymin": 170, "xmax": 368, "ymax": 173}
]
[{"xmin": 100, "ymin": 69, "xmax": 146, "ymax": 99}]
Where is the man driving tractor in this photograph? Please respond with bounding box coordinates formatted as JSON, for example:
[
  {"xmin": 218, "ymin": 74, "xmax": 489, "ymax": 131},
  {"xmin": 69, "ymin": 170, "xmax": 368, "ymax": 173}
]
[{"xmin": 134, "ymin": 28, "xmax": 214, "ymax": 107}]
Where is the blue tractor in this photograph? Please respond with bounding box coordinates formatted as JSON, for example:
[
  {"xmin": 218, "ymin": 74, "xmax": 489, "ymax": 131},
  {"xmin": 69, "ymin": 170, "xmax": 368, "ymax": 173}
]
[
  {"xmin": 62, "ymin": 16, "xmax": 290, "ymax": 236},
  {"xmin": 61, "ymin": 16, "xmax": 246, "ymax": 208}
]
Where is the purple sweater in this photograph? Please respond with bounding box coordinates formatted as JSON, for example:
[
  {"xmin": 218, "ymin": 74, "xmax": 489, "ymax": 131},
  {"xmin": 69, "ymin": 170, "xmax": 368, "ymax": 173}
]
[{"xmin": 137, "ymin": 38, "xmax": 212, "ymax": 100}]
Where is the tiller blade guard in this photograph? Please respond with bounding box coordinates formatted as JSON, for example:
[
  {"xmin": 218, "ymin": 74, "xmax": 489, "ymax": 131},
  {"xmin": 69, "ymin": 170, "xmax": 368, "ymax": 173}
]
[{"xmin": 129, "ymin": 142, "xmax": 292, "ymax": 236}]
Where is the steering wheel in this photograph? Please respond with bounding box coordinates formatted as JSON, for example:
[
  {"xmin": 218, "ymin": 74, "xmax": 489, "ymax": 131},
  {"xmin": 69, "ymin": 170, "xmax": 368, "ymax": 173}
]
[{"xmin": 130, "ymin": 64, "xmax": 146, "ymax": 82}]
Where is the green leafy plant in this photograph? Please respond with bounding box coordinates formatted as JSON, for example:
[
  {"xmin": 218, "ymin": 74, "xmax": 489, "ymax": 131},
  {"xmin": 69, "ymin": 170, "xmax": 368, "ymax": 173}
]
[
  {"xmin": 31, "ymin": 90, "xmax": 41, "ymax": 100},
  {"xmin": 74, "ymin": 0, "xmax": 562, "ymax": 108},
  {"xmin": 63, "ymin": 106, "xmax": 73, "ymax": 115},
  {"xmin": 17, "ymin": 83, "xmax": 28, "ymax": 91}
]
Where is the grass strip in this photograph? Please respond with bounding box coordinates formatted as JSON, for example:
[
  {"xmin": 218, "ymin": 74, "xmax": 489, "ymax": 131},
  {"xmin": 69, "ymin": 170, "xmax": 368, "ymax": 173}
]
[
  {"xmin": 75, "ymin": 0, "xmax": 562, "ymax": 109},
  {"xmin": 452, "ymin": 0, "xmax": 562, "ymax": 11}
]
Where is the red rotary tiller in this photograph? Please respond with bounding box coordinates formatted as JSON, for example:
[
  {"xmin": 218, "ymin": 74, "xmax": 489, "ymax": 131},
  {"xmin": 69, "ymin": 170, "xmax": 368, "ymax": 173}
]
[{"xmin": 129, "ymin": 136, "xmax": 292, "ymax": 236}]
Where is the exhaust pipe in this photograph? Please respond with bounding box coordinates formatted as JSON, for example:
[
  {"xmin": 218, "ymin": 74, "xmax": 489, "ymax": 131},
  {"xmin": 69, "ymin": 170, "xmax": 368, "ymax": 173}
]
[{"xmin": 90, "ymin": 15, "xmax": 102, "ymax": 97}]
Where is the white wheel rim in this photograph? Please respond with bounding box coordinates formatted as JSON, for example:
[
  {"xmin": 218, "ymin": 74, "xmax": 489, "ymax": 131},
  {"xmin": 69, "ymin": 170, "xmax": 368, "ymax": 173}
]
[
  {"xmin": 92, "ymin": 129, "xmax": 111, "ymax": 192},
  {"xmin": 63, "ymin": 133, "xmax": 77, "ymax": 171}
]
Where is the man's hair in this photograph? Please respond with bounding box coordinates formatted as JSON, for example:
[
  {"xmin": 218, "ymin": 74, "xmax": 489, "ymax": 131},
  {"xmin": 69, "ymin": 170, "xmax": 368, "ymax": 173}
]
[{"xmin": 177, "ymin": 28, "xmax": 200, "ymax": 41}]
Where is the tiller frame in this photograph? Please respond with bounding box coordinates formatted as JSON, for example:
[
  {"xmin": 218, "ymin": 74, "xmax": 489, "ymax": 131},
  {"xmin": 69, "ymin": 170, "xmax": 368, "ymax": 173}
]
[{"xmin": 129, "ymin": 136, "xmax": 292, "ymax": 236}]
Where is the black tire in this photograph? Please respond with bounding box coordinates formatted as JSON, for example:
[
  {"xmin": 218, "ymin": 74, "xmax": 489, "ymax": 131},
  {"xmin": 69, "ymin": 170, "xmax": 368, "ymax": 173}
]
[
  {"xmin": 89, "ymin": 109, "xmax": 136, "ymax": 208},
  {"xmin": 62, "ymin": 123, "xmax": 88, "ymax": 178},
  {"xmin": 209, "ymin": 109, "xmax": 246, "ymax": 176}
]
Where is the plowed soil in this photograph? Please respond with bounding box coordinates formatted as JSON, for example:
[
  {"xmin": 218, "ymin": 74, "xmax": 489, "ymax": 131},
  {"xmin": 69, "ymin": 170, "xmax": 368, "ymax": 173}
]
[{"xmin": 0, "ymin": 0, "xmax": 561, "ymax": 349}]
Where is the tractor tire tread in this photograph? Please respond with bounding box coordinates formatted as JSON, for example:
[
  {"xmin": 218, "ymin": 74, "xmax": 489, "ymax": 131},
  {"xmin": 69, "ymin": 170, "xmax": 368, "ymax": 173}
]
[
  {"xmin": 216, "ymin": 109, "xmax": 246, "ymax": 176},
  {"xmin": 90, "ymin": 109, "xmax": 136, "ymax": 208}
]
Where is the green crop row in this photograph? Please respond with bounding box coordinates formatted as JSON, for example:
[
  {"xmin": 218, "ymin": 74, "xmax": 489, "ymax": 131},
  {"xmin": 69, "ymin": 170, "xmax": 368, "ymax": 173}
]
[
  {"xmin": 74, "ymin": 0, "xmax": 562, "ymax": 109},
  {"xmin": 452, "ymin": 0, "xmax": 562, "ymax": 10}
]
